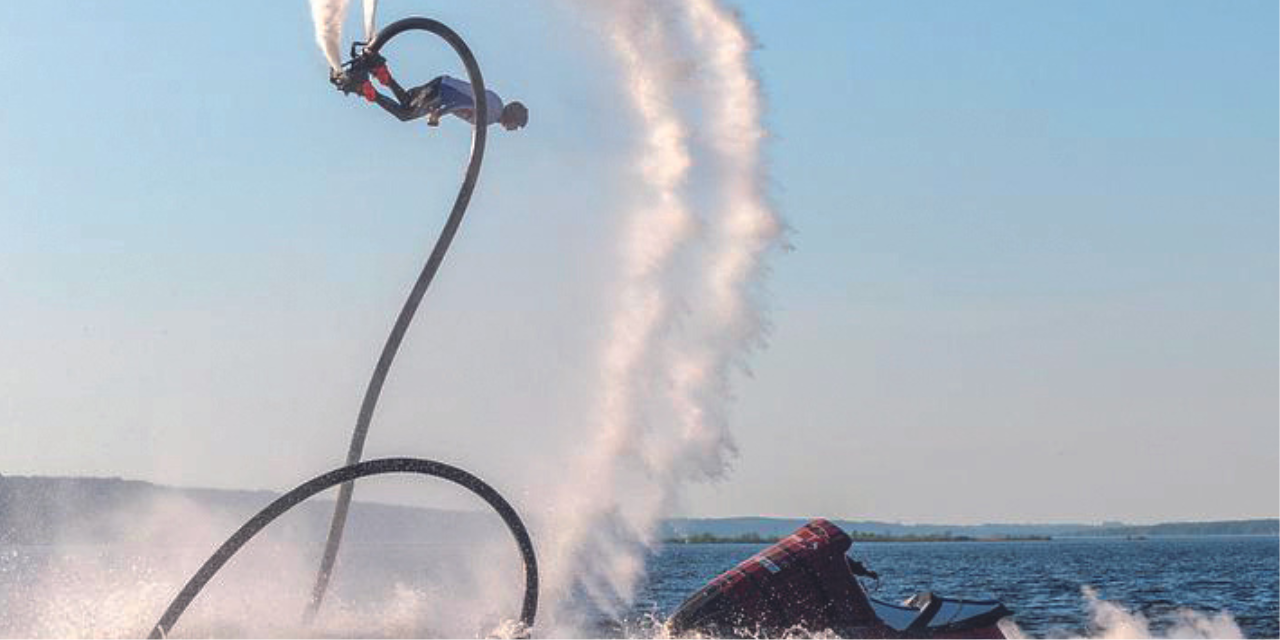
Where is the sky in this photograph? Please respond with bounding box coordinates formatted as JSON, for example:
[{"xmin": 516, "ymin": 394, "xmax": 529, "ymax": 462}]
[{"xmin": 0, "ymin": 0, "xmax": 1275, "ymax": 525}]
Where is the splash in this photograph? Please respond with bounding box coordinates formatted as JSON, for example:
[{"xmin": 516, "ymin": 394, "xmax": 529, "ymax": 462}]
[
  {"xmin": 0, "ymin": 492, "xmax": 528, "ymax": 638},
  {"xmin": 994, "ymin": 587, "xmax": 1245, "ymax": 640},
  {"xmin": 1078, "ymin": 586, "xmax": 1243, "ymax": 639},
  {"xmin": 0, "ymin": 493, "xmax": 315, "ymax": 638}
]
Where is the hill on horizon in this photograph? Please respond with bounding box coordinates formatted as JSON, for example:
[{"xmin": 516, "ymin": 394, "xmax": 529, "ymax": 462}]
[
  {"xmin": 658, "ymin": 516, "xmax": 1279, "ymax": 540},
  {"xmin": 2, "ymin": 475, "xmax": 1275, "ymax": 545}
]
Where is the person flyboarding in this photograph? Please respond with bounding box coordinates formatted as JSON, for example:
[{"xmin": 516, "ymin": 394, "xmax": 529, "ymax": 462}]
[{"xmin": 331, "ymin": 46, "xmax": 529, "ymax": 130}]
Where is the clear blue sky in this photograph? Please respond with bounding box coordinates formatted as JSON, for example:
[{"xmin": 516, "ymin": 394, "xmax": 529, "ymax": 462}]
[{"xmin": 0, "ymin": 1, "xmax": 1275, "ymax": 524}]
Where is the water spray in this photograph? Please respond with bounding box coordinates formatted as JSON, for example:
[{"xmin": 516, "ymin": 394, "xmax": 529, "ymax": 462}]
[
  {"xmin": 537, "ymin": 0, "xmax": 782, "ymax": 625},
  {"xmin": 147, "ymin": 458, "xmax": 538, "ymax": 639}
]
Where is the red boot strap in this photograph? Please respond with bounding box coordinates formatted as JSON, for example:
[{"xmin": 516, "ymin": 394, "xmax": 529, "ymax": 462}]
[
  {"xmin": 373, "ymin": 65, "xmax": 391, "ymax": 86},
  {"xmin": 361, "ymin": 81, "xmax": 376, "ymax": 102}
]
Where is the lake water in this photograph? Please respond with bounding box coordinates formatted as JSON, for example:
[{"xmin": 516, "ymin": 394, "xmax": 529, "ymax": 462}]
[
  {"xmin": 1, "ymin": 536, "xmax": 1276, "ymax": 638},
  {"xmin": 633, "ymin": 536, "xmax": 1279, "ymax": 638}
]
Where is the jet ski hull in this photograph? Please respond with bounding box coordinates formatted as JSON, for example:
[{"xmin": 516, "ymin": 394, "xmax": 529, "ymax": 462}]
[{"xmin": 667, "ymin": 519, "xmax": 1011, "ymax": 638}]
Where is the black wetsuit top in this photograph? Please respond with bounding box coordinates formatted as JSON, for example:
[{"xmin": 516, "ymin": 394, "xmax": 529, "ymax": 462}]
[{"xmin": 375, "ymin": 75, "xmax": 504, "ymax": 125}]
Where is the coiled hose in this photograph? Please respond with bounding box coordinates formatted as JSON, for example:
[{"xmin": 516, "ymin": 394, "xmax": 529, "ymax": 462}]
[{"xmin": 147, "ymin": 457, "xmax": 538, "ymax": 638}]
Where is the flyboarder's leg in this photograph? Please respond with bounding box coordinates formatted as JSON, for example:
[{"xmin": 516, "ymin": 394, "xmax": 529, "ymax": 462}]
[
  {"xmin": 372, "ymin": 91, "xmax": 417, "ymax": 122},
  {"xmin": 373, "ymin": 63, "xmax": 412, "ymax": 106},
  {"xmin": 405, "ymin": 78, "xmax": 447, "ymax": 126}
]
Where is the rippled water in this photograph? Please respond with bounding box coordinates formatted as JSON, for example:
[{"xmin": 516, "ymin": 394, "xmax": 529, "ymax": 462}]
[
  {"xmin": 632, "ymin": 536, "xmax": 1279, "ymax": 638},
  {"xmin": 1, "ymin": 536, "xmax": 1276, "ymax": 638}
]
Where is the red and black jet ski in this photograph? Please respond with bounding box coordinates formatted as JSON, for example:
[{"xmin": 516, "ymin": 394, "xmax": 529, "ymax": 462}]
[{"xmin": 667, "ymin": 519, "xmax": 1011, "ymax": 638}]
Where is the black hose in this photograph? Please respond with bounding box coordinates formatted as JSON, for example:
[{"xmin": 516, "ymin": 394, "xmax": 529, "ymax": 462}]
[
  {"xmin": 147, "ymin": 457, "xmax": 537, "ymax": 639},
  {"xmin": 308, "ymin": 17, "xmax": 490, "ymax": 620}
]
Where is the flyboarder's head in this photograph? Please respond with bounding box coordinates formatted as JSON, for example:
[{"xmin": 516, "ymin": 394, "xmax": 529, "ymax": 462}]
[{"xmin": 500, "ymin": 101, "xmax": 529, "ymax": 131}]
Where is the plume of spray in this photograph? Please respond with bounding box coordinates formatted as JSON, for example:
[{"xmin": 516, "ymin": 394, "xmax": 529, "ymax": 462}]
[
  {"xmin": 308, "ymin": 0, "xmax": 351, "ymax": 71},
  {"xmin": 0, "ymin": 488, "xmax": 528, "ymax": 638},
  {"xmin": 538, "ymin": 0, "xmax": 697, "ymax": 625},
  {"xmin": 1076, "ymin": 586, "xmax": 1243, "ymax": 639},
  {"xmin": 658, "ymin": 0, "xmax": 783, "ymax": 489},
  {"xmin": 537, "ymin": 0, "xmax": 783, "ymax": 631},
  {"xmin": 308, "ymin": 0, "xmax": 378, "ymax": 71},
  {"xmin": 362, "ymin": 0, "xmax": 378, "ymax": 44}
]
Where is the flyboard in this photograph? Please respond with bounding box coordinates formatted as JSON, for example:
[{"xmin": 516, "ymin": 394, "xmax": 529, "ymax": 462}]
[{"xmin": 147, "ymin": 15, "xmax": 538, "ymax": 639}]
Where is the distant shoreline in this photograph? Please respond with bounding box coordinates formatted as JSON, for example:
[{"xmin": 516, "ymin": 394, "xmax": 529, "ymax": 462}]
[
  {"xmin": 662, "ymin": 532, "xmax": 1054, "ymax": 544},
  {"xmin": 661, "ymin": 515, "xmax": 1279, "ymax": 541},
  {"xmin": 661, "ymin": 532, "xmax": 1280, "ymax": 545},
  {"xmin": 3, "ymin": 475, "xmax": 1276, "ymax": 546}
]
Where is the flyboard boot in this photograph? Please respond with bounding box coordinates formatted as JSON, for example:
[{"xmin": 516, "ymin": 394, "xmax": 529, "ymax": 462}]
[{"xmin": 329, "ymin": 43, "xmax": 388, "ymax": 103}]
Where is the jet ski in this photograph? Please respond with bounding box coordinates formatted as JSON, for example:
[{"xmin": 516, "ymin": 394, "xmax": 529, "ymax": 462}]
[{"xmin": 667, "ymin": 519, "xmax": 1011, "ymax": 638}]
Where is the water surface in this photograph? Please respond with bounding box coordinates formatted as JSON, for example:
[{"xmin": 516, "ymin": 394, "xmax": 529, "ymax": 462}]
[{"xmin": 1, "ymin": 535, "xmax": 1275, "ymax": 637}]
